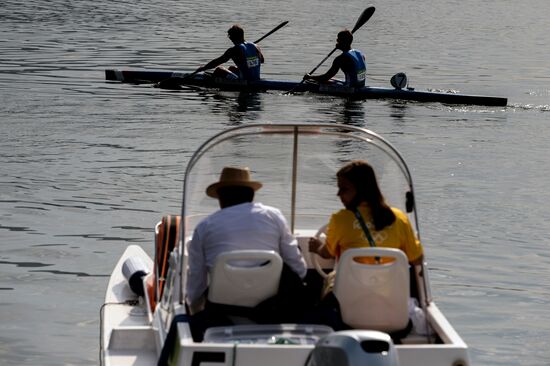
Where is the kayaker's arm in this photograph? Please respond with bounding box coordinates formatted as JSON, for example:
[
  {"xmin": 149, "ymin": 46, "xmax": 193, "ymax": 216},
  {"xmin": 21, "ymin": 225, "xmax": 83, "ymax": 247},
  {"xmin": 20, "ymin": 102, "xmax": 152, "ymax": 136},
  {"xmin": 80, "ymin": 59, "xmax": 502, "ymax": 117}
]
[
  {"xmin": 308, "ymin": 236, "xmax": 333, "ymax": 259},
  {"xmin": 195, "ymin": 49, "xmax": 232, "ymax": 73},
  {"xmin": 303, "ymin": 57, "xmax": 341, "ymax": 83}
]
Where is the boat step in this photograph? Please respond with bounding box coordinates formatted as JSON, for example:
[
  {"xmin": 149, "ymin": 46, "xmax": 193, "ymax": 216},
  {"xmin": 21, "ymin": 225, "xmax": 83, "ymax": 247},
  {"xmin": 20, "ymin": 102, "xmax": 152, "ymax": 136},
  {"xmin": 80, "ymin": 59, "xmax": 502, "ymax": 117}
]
[{"xmin": 108, "ymin": 326, "xmax": 156, "ymax": 350}]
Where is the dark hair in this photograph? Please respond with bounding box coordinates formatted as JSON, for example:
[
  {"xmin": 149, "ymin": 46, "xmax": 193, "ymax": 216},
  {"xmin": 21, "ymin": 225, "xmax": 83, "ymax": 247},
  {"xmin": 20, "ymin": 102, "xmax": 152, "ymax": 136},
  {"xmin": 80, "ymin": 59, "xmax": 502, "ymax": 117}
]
[
  {"xmin": 337, "ymin": 30, "xmax": 353, "ymax": 47},
  {"xmin": 228, "ymin": 24, "xmax": 245, "ymax": 41},
  {"xmin": 217, "ymin": 186, "xmax": 254, "ymax": 208},
  {"xmin": 337, "ymin": 160, "xmax": 395, "ymax": 230}
]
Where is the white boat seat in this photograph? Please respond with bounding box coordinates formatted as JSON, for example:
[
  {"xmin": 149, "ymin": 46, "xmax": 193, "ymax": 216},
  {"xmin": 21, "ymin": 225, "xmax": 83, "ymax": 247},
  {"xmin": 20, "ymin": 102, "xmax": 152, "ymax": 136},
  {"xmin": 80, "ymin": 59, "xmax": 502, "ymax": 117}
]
[
  {"xmin": 333, "ymin": 247, "xmax": 410, "ymax": 332},
  {"xmin": 208, "ymin": 250, "xmax": 283, "ymax": 308}
]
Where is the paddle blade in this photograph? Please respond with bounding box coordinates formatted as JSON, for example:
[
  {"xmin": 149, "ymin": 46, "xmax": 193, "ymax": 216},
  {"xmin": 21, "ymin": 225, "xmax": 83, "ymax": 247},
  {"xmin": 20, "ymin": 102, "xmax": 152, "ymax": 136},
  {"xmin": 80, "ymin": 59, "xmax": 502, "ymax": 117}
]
[
  {"xmin": 351, "ymin": 6, "xmax": 375, "ymax": 34},
  {"xmin": 270, "ymin": 20, "xmax": 289, "ymax": 34}
]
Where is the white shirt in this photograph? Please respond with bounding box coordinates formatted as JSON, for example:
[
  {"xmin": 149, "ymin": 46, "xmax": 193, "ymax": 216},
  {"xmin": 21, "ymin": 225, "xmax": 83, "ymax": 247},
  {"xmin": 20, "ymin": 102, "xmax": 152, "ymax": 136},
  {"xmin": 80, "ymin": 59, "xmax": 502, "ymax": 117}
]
[{"xmin": 185, "ymin": 202, "xmax": 307, "ymax": 306}]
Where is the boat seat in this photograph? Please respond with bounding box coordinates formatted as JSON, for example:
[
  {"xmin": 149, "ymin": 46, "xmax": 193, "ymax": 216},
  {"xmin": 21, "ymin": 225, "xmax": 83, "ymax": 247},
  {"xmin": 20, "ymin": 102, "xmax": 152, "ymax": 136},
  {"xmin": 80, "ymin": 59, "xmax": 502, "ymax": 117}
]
[
  {"xmin": 208, "ymin": 250, "xmax": 283, "ymax": 308},
  {"xmin": 333, "ymin": 247, "xmax": 410, "ymax": 332}
]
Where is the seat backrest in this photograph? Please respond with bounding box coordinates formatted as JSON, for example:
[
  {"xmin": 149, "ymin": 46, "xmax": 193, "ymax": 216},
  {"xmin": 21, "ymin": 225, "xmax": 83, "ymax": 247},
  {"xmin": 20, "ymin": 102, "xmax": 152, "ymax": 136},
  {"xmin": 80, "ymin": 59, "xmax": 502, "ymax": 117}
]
[
  {"xmin": 333, "ymin": 248, "xmax": 409, "ymax": 332},
  {"xmin": 208, "ymin": 250, "xmax": 283, "ymax": 307}
]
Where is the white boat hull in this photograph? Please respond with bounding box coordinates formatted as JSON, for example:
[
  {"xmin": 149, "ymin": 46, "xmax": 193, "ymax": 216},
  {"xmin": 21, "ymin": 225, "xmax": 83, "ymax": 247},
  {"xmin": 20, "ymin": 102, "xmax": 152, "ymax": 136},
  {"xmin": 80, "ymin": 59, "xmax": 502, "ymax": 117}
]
[
  {"xmin": 100, "ymin": 124, "xmax": 470, "ymax": 366},
  {"xmin": 101, "ymin": 242, "xmax": 469, "ymax": 366}
]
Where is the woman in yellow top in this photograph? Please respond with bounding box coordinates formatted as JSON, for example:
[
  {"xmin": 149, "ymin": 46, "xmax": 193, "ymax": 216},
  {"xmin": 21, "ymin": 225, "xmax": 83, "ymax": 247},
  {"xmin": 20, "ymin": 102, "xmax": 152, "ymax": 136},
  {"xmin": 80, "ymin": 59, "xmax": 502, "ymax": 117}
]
[{"xmin": 308, "ymin": 160, "xmax": 423, "ymax": 266}]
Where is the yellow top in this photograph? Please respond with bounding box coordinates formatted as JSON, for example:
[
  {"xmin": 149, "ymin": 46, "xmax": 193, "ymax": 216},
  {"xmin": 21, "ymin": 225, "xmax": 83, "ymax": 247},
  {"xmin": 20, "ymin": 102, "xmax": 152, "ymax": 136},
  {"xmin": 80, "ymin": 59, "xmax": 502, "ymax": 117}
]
[{"xmin": 325, "ymin": 205, "xmax": 423, "ymax": 263}]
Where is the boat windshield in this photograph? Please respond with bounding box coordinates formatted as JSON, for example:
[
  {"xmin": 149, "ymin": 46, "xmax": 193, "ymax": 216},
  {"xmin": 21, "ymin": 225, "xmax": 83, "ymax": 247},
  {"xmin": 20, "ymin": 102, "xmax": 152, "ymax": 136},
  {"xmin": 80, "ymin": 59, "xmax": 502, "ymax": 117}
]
[{"xmin": 180, "ymin": 123, "xmax": 419, "ymax": 239}]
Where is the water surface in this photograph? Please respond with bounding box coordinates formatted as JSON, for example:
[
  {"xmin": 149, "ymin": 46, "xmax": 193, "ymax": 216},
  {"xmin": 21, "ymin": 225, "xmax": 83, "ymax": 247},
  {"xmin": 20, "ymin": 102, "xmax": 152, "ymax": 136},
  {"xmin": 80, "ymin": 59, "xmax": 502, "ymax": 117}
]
[{"xmin": 1, "ymin": 0, "xmax": 549, "ymax": 365}]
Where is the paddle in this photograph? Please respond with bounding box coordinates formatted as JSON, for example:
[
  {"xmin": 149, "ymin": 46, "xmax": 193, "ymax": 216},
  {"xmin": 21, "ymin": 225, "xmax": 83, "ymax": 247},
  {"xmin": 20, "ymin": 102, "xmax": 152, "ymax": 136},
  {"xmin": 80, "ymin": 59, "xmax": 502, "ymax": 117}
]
[
  {"xmin": 285, "ymin": 6, "xmax": 375, "ymax": 94},
  {"xmin": 253, "ymin": 20, "xmax": 289, "ymax": 44},
  {"xmin": 157, "ymin": 21, "xmax": 289, "ymax": 90}
]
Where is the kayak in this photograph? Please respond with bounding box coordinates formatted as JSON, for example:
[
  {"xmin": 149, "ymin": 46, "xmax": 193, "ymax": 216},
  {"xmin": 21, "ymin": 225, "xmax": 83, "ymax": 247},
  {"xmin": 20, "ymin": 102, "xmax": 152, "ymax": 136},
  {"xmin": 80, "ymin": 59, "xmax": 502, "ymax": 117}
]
[{"xmin": 105, "ymin": 69, "xmax": 508, "ymax": 107}]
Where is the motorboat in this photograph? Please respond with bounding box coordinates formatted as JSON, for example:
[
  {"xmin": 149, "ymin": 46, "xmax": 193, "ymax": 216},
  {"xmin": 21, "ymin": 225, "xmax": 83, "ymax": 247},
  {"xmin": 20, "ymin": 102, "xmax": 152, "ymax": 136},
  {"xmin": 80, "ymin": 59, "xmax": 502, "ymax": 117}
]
[{"xmin": 100, "ymin": 123, "xmax": 470, "ymax": 366}]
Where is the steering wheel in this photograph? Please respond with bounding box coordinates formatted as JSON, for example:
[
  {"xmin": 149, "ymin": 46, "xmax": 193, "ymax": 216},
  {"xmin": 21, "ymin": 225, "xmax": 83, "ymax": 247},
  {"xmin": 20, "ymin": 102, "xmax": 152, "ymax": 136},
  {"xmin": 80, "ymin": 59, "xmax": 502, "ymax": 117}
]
[{"xmin": 310, "ymin": 224, "xmax": 329, "ymax": 279}]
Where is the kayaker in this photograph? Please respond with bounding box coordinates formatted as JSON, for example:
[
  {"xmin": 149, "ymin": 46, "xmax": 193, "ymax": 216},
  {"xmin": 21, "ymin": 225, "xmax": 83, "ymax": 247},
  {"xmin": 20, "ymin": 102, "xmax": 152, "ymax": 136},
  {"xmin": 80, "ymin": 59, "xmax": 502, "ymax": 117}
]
[
  {"xmin": 194, "ymin": 24, "xmax": 264, "ymax": 81},
  {"xmin": 303, "ymin": 29, "xmax": 367, "ymax": 88}
]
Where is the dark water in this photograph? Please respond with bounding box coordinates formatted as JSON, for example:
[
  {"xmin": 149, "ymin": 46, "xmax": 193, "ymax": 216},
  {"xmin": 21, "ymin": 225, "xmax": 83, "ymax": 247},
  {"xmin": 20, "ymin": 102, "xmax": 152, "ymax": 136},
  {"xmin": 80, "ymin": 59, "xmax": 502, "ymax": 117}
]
[{"xmin": 1, "ymin": 0, "xmax": 549, "ymax": 365}]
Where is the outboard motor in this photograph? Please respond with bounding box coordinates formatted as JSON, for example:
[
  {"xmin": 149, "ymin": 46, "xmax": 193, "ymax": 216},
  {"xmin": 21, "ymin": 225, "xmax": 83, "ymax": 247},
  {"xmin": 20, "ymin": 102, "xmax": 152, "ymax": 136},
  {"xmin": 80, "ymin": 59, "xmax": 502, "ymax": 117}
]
[
  {"xmin": 307, "ymin": 330, "xmax": 399, "ymax": 366},
  {"xmin": 122, "ymin": 257, "xmax": 150, "ymax": 297}
]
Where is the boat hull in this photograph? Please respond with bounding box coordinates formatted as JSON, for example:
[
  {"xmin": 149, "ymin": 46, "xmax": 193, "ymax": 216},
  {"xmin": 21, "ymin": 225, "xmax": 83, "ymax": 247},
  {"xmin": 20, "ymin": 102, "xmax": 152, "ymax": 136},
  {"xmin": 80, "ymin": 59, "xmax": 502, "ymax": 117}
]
[
  {"xmin": 105, "ymin": 69, "xmax": 508, "ymax": 106},
  {"xmin": 100, "ymin": 235, "xmax": 470, "ymax": 366}
]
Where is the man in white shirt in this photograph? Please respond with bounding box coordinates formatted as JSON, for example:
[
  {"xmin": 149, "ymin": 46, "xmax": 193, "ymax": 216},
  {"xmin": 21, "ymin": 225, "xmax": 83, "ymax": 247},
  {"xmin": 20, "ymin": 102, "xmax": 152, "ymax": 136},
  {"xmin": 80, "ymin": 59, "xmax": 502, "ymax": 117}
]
[{"xmin": 186, "ymin": 166, "xmax": 308, "ymax": 316}]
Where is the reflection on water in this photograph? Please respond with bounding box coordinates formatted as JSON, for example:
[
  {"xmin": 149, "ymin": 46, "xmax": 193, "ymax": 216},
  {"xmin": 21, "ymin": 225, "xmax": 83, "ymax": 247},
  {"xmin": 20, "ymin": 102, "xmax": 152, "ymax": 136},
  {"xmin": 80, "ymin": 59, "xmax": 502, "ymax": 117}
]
[
  {"xmin": 306, "ymin": 98, "xmax": 367, "ymax": 127},
  {"xmin": 236, "ymin": 92, "xmax": 262, "ymax": 112},
  {"xmin": 195, "ymin": 90, "xmax": 263, "ymax": 125},
  {"xmin": 337, "ymin": 100, "xmax": 366, "ymax": 127},
  {"xmin": 389, "ymin": 103, "xmax": 409, "ymax": 122},
  {"xmin": 230, "ymin": 92, "xmax": 263, "ymax": 124}
]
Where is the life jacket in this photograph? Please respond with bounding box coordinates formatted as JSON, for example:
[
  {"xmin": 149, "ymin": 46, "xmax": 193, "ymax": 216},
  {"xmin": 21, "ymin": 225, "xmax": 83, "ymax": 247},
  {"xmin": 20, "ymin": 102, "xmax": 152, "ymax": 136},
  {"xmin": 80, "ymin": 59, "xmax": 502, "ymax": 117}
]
[
  {"xmin": 343, "ymin": 49, "xmax": 367, "ymax": 87},
  {"xmin": 235, "ymin": 42, "xmax": 261, "ymax": 80}
]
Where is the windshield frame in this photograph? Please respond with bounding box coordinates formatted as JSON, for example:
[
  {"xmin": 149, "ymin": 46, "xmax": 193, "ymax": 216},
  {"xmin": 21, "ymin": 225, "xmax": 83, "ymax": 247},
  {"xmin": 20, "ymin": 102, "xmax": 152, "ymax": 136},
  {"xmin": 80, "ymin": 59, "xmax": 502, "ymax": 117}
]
[{"xmin": 177, "ymin": 123, "xmax": 421, "ymax": 304}]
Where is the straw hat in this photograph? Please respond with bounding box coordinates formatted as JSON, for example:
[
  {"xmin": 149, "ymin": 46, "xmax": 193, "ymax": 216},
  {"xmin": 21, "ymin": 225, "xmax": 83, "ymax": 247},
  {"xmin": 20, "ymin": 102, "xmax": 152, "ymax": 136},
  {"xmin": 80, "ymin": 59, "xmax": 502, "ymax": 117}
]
[{"xmin": 206, "ymin": 167, "xmax": 263, "ymax": 198}]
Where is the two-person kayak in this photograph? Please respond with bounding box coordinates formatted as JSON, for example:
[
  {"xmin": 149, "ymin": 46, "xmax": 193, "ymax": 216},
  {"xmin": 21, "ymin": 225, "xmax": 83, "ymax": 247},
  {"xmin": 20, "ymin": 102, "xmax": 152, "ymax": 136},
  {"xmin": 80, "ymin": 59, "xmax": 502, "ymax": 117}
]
[{"xmin": 105, "ymin": 69, "xmax": 508, "ymax": 107}]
